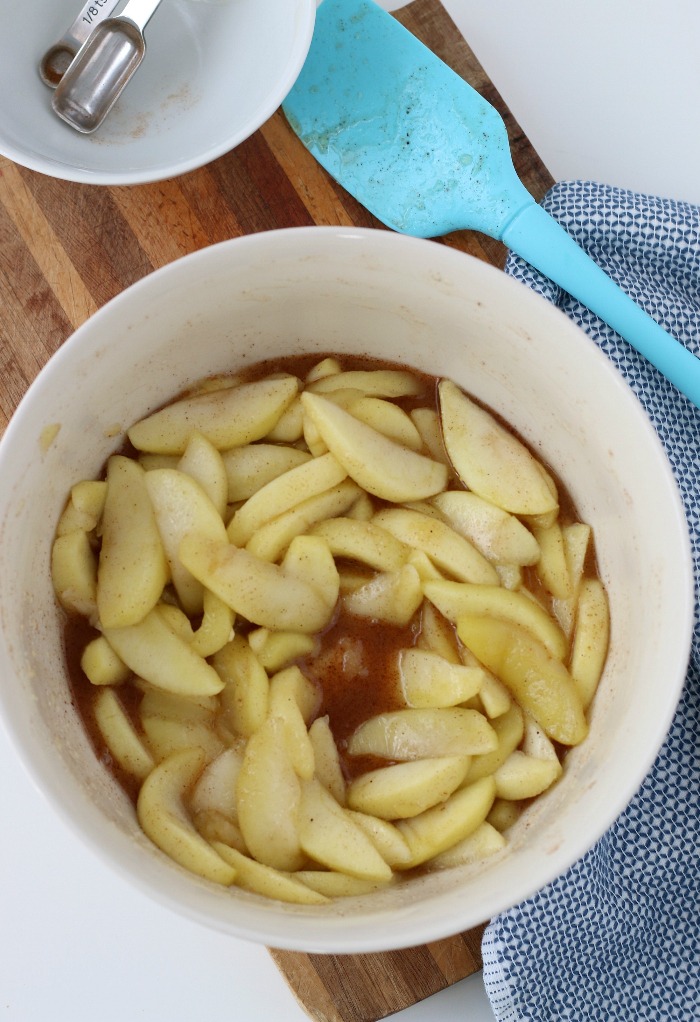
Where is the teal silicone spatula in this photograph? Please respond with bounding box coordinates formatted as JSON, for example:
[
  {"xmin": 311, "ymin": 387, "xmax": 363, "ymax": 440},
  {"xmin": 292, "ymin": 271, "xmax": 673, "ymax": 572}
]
[{"xmin": 283, "ymin": 0, "xmax": 700, "ymax": 408}]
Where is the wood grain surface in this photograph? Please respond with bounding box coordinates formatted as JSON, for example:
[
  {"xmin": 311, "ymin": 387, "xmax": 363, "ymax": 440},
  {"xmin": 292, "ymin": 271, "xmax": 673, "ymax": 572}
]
[
  {"xmin": 0, "ymin": 2, "xmax": 553, "ymax": 1019},
  {"xmin": 269, "ymin": 925, "xmax": 487, "ymax": 1022}
]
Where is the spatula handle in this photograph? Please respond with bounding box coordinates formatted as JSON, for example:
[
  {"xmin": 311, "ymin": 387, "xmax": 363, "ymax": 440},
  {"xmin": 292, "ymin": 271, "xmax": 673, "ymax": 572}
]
[{"xmin": 501, "ymin": 202, "xmax": 700, "ymax": 409}]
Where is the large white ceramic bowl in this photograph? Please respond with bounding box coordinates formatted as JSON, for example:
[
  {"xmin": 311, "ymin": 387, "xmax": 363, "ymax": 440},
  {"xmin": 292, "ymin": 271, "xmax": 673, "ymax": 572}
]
[
  {"xmin": 0, "ymin": 228, "xmax": 692, "ymax": 952},
  {"xmin": 0, "ymin": 0, "xmax": 315, "ymax": 184}
]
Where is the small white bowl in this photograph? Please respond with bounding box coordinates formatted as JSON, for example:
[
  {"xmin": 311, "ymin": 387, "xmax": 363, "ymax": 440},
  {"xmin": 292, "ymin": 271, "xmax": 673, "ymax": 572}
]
[
  {"xmin": 0, "ymin": 0, "xmax": 315, "ymax": 185},
  {"xmin": 0, "ymin": 227, "xmax": 692, "ymax": 952}
]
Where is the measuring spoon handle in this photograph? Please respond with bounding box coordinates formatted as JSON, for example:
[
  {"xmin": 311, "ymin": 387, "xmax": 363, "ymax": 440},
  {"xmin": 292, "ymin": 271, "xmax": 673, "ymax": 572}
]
[
  {"xmin": 117, "ymin": 0, "xmax": 165, "ymax": 31},
  {"xmin": 501, "ymin": 202, "xmax": 700, "ymax": 409}
]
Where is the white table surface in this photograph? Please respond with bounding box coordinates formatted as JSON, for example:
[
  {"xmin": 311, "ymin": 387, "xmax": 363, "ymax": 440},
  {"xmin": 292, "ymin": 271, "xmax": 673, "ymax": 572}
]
[
  {"xmin": 3, "ymin": 2, "xmax": 696, "ymax": 1020},
  {"xmin": 441, "ymin": 0, "xmax": 700, "ymax": 208}
]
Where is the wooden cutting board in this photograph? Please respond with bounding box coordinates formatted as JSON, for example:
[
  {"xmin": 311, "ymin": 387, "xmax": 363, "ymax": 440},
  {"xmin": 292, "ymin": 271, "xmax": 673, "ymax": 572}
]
[
  {"xmin": 268, "ymin": 925, "xmax": 488, "ymax": 1022},
  {"xmin": 0, "ymin": 1, "xmax": 553, "ymax": 1017}
]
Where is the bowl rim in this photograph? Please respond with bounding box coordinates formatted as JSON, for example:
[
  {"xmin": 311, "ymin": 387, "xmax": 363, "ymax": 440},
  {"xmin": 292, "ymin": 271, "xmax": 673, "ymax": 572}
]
[{"xmin": 0, "ymin": 226, "xmax": 693, "ymax": 952}]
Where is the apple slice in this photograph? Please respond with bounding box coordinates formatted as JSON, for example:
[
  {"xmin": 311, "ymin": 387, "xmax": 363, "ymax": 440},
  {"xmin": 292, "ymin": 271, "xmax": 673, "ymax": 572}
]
[
  {"xmin": 397, "ymin": 776, "xmax": 497, "ymax": 868},
  {"xmin": 432, "ymin": 490, "xmax": 540, "ymax": 566},
  {"xmin": 551, "ymin": 522, "xmax": 592, "ymax": 637},
  {"xmin": 56, "ymin": 480, "xmax": 107, "ymax": 536},
  {"xmin": 343, "ymin": 563, "xmax": 423, "ymax": 627},
  {"xmin": 301, "ymin": 392, "xmax": 447, "ymax": 503},
  {"xmin": 348, "ymin": 396, "xmax": 423, "ymax": 450},
  {"xmin": 51, "ymin": 530, "xmax": 98, "ymax": 617},
  {"xmin": 310, "ymin": 517, "xmax": 411, "ymax": 573},
  {"xmin": 222, "ymin": 443, "xmax": 312, "ymax": 503},
  {"xmin": 136, "ymin": 748, "xmax": 237, "ymax": 885},
  {"xmin": 194, "ymin": 811, "xmax": 247, "ymax": 853},
  {"xmin": 190, "ymin": 589, "xmax": 235, "ymax": 658},
  {"xmin": 268, "ymin": 664, "xmax": 320, "ymax": 723},
  {"xmin": 487, "ymin": 799, "xmax": 522, "ymax": 834},
  {"xmin": 268, "ymin": 666, "xmax": 320, "ymax": 781},
  {"xmin": 307, "ymin": 368, "xmax": 423, "ymax": 398},
  {"xmin": 347, "ymin": 707, "xmax": 497, "ymax": 760},
  {"xmin": 139, "ymin": 687, "xmax": 223, "ymax": 764},
  {"xmin": 531, "ymin": 520, "xmax": 572, "ymax": 599},
  {"xmin": 245, "ymin": 480, "xmax": 362, "ymax": 563},
  {"xmin": 177, "ymin": 432, "xmax": 228, "ymax": 518},
  {"xmin": 294, "ymin": 871, "xmax": 391, "ymax": 898},
  {"xmin": 398, "ymin": 647, "xmax": 484, "ymax": 708},
  {"xmin": 190, "ymin": 745, "xmax": 245, "ymax": 822},
  {"xmin": 438, "ymin": 379, "xmax": 558, "ymax": 516},
  {"xmin": 103, "ymin": 605, "xmax": 224, "ymax": 697},
  {"xmin": 569, "ymin": 577, "xmax": 610, "ymax": 709},
  {"xmin": 410, "ymin": 407, "xmax": 451, "ymax": 465},
  {"xmin": 179, "ymin": 534, "xmax": 334, "ymax": 633},
  {"xmin": 213, "ymin": 844, "xmax": 329, "ymax": 905},
  {"xmin": 80, "ymin": 635, "xmax": 131, "ymax": 687},
  {"xmin": 227, "ymin": 452, "xmax": 347, "ymax": 546},
  {"xmin": 145, "ymin": 467, "xmax": 228, "ymax": 616},
  {"xmin": 308, "ymin": 716, "xmax": 346, "ymax": 805},
  {"xmin": 281, "ymin": 534, "xmax": 340, "ymax": 611},
  {"xmin": 424, "ymin": 580, "xmax": 568, "ymax": 660},
  {"xmin": 463, "ymin": 702, "xmax": 524, "ymax": 783},
  {"xmin": 247, "ymin": 628, "xmax": 318, "ymax": 674},
  {"xmin": 429, "ymin": 821, "xmax": 506, "ymax": 870},
  {"xmin": 494, "ymin": 750, "xmax": 562, "ymax": 800},
  {"xmin": 297, "ymin": 778, "xmax": 392, "ymax": 881},
  {"xmin": 214, "ymin": 634, "xmax": 269, "ymax": 738},
  {"xmin": 417, "ymin": 600, "xmax": 462, "ymax": 664},
  {"xmin": 141, "ymin": 708, "xmax": 224, "ymax": 764},
  {"xmin": 305, "ymin": 356, "xmax": 342, "ymax": 383},
  {"xmin": 93, "ymin": 687, "xmax": 155, "ymax": 781},
  {"xmin": 128, "ymin": 375, "xmax": 299, "ymax": 454},
  {"xmin": 97, "ymin": 456, "xmax": 169, "ymax": 628},
  {"xmin": 346, "ymin": 811, "xmax": 413, "ymax": 868},
  {"xmin": 347, "ymin": 756, "xmax": 471, "ymax": 819},
  {"xmin": 373, "ymin": 507, "xmax": 499, "ymax": 585},
  {"xmin": 236, "ymin": 716, "xmax": 305, "ymax": 872},
  {"xmin": 265, "ymin": 396, "xmax": 304, "ymax": 444},
  {"xmin": 456, "ymin": 614, "xmax": 587, "ymax": 745}
]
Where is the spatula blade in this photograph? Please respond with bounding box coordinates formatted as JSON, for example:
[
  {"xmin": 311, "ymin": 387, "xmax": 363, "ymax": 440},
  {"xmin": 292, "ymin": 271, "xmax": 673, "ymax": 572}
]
[
  {"xmin": 284, "ymin": 0, "xmax": 700, "ymax": 407},
  {"xmin": 283, "ymin": 0, "xmax": 532, "ymax": 238}
]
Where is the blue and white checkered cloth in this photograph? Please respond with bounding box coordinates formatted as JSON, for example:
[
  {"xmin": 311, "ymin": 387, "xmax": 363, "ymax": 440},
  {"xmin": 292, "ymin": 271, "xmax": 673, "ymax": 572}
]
[{"xmin": 482, "ymin": 182, "xmax": 700, "ymax": 1022}]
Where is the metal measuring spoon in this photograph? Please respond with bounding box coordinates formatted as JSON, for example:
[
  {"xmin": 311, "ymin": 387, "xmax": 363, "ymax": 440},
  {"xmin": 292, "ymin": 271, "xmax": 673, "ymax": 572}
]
[
  {"xmin": 40, "ymin": 0, "xmax": 122, "ymax": 88},
  {"xmin": 51, "ymin": 0, "xmax": 164, "ymax": 133}
]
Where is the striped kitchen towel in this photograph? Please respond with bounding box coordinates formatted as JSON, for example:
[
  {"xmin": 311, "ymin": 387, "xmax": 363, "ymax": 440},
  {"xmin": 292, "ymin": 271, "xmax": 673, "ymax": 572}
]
[{"xmin": 483, "ymin": 181, "xmax": 700, "ymax": 1022}]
